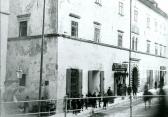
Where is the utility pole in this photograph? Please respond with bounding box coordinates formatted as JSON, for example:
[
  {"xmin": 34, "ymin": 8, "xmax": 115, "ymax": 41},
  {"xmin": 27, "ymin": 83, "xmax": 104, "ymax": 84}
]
[
  {"xmin": 129, "ymin": 0, "xmax": 132, "ymax": 117},
  {"xmin": 38, "ymin": 0, "xmax": 46, "ymax": 116}
]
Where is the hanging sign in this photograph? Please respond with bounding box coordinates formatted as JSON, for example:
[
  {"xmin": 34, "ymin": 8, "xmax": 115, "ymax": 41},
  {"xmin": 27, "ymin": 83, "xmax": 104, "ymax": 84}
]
[{"xmin": 112, "ymin": 63, "xmax": 128, "ymax": 71}]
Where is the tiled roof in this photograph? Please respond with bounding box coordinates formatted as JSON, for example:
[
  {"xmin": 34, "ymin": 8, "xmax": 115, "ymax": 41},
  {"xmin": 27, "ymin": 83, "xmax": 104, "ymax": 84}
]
[{"xmin": 138, "ymin": 0, "xmax": 168, "ymax": 18}]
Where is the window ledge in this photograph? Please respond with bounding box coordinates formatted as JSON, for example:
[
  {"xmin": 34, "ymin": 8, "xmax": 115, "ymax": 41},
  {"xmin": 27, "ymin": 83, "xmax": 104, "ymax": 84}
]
[{"xmin": 95, "ymin": 2, "xmax": 102, "ymax": 6}]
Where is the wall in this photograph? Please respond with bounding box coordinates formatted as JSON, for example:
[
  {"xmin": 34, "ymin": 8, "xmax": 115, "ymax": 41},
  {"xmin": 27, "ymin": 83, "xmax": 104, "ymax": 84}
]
[
  {"xmin": 6, "ymin": 36, "xmax": 58, "ymax": 102},
  {"xmin": 8, "ymin": 0, "xmax": 58, "ymax": 37},
  {"xmin": 58, "ymin": 0, "xmax": 131, "ymax": 49}
]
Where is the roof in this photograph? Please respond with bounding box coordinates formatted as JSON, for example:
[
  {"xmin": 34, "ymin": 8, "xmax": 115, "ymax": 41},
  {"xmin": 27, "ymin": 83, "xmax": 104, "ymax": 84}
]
[{"xmin": 138, "ymin": 0, "xmax": 168, "ymax": 18}]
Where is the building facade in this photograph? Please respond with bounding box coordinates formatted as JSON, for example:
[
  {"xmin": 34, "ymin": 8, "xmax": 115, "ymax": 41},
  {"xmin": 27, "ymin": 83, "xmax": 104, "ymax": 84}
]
[{"xmin": 5, "ymin": 0, "xmax": 168, "ymax": 112}]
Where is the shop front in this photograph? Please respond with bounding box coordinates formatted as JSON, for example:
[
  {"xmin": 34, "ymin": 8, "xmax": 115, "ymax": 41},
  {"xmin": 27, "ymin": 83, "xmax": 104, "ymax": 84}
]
[
  {"xmin": 112, "ymin": 63, "xmax": 128, "ymax": 96},
  {"xmin": 160, "ymin": 66, "xmax": 166, "ymax": 88}
]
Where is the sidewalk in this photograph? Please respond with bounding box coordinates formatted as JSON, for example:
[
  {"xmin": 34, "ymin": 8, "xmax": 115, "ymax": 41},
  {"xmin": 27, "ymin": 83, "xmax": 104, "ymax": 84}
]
[{"xmin": 52, "ymin": 95, "xmax": 142, "ymax": 117}]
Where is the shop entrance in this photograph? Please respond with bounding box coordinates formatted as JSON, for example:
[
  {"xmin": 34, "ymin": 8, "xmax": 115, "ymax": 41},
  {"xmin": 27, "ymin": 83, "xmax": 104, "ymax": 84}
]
[
  {"xmin": 88, "ymin": 71, "xmax": 104, "ymax": 95},
  {"xmin": 114, "ymin": 72, "xmax": 127, "ymax": 96},
  {"xmin": 132, "ymin": 67, "xmax": 139, "ymax": 91},
  {"xmin": 66, "ymin": 69, "xmax": 82, "ymax": 98}
]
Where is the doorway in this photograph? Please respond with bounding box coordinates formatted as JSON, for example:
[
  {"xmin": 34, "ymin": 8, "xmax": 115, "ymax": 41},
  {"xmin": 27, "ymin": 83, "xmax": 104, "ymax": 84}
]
[
  {"xmin": 66, "ymin": 69, "xmax": 82, "ymax": 98},
  {"xmin": 88, "ymin": 71, "xmax": 104, "ymax": 95},
  {"xmin": 132, "ymin": 67, "xmax": 139, "ymax": 91},
  {"xmin": 114, "ymin": 72, "xmax": 127, "ymax": 96}
]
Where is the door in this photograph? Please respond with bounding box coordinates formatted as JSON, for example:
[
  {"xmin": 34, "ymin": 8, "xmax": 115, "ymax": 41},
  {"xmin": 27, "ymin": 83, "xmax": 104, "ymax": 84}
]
[
  {"xmin": 100, "ymin": 71, "xmax": 104, "ymax": 96},
  {"xmin": 66, "ymin": 69, "xmax": 82, "ymax": 98}
]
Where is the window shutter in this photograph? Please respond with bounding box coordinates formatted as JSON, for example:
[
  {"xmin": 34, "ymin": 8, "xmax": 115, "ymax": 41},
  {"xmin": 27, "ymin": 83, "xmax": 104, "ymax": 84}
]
[
  {"xmin": 88, "ymin": 71, "xmax": 93, "ymax": 94},
  {"xmin": 78, "ymin": 69, "xmax": 83, "ymax": 97},
  {"xmin": 100, "ymin": 71, "xmax": 104, "ymax": 96},
  {"xmin": 66, "ymin": 69, "xmax": 71, "ymax": 96}
]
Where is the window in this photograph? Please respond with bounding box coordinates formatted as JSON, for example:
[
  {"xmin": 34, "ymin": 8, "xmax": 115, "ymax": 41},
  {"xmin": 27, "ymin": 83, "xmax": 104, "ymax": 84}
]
[
  {"xmin": 155, "ymin": 21, "xmax": 158, "ymax": 32},
  {"xmin": 155, "ymin": 43, "xmax": 158, "ymax": 55},
  {"xmin": 94, "ymin": 23, "xmax": 101, "ymax": 42},
  {"xmin": 118, "ymin": 31, "xmax": 123, "ymax": 47},
  {"xmin": 19, "ymin": 74, "xmax": 26, "ymax": 86},
  {"xmin": 132, "ymin": 37, "xmax": 138, "ymax": 51},
  {"xmin": 119, "ymin": 2, "xmax": 124, "ymax": 16},
  {"xmin": 134, "ymin": 9, "xmax": 138, "ymax": 22},
  {"xmin": 147, "ymin": 17, "xmax": 150, "ymax": 28},
  {"xmin": 160, "ymin": 45, "xmax": 162, "ymax": 56},
  {"xmin": 19, "ymin": 21, "xmax": 27, "ymax": 37},
  {"xmin": 164, "ymin": 46, "xmax": 166, "ymax": 56},
  {"xmin": 146, "ymin": 40, "xmax": 151, "ymax": 53},
  {"xmin": 71, "ymin": 21, "xmax": 78, "ymax": 37}
]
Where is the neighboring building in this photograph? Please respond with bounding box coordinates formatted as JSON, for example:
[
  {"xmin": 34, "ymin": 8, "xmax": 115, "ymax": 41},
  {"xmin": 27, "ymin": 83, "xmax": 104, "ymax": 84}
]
[
  {"xmin": 0, "ymin": 0, "xmax": 9, "ymax": 116},
  {"xmin": 0, "ymin": 0, "xmax": 9, "ymax": 101},
  {"xmin": 5, "ymin": 0, "xmax": 168, "ymax": 112}
]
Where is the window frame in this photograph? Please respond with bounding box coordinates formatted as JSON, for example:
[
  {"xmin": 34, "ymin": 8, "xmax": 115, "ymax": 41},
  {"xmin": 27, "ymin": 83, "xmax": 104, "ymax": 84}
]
[
  {"xmin": 118, "ymin": 31, "xmax": 124, "ymax": 47},
  {"xmin": 19, "ymin": 21, "xmax": 28, "ymax": 37},
  {"xmin": 94, "ymin": 22, "xmax": 101, "ymax": 43},
  {"xmin": 71, "ymin": 21, "xmax": 78, "ymax": 38},
  {"xmin": 147, "ymin": 17, "xmax": 150, "ymax": 29},
  {"xmin": 155, "ymin": 43, "xmax": 158, "ymax": 55},
  {"xmin": 134, "ymin": 9, "xmax": 138, "ymax": 22},
  {"xmin": 118, "ymin": 1, "xmax": 124, "ymax": 16},
  {"xmin": 146, "ymin": 40, "xmax": 151, "ymax": 53}
]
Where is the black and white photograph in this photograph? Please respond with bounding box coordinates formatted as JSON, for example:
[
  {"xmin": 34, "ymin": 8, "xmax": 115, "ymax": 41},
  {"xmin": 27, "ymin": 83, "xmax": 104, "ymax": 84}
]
[{"xmin": 1, "ymin": 0, "xmax": 168, "ymax": 117}]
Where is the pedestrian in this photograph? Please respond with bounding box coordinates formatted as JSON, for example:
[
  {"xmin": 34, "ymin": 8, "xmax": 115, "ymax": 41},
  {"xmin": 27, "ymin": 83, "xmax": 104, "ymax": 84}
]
[
  {"xmin": 80, "ymin": 95, "xmax": 84, "ymax": 111},
  {"xmin": 85, "ymin": 94, "xmax": 88, "ymax": 109},
  {"xmin": 127, "ymin": 86, "xmax": 132, "ymax": 95},
  {"xmin": 103, "ymin": 93, "xmax": 108, "ymax": 109},
  {"xmin": 154, "ymin": 81, "xmax": 157, "ymax": 89},
  {"xmin": 24, "ymin": 96, "xmax": 29, "ymax": 113},
  {"xmin": 92, "ymin": 92, "xmax": 97, "ymax": 108},
  {"xmin": 97, "ymin": 92, "xmax": 101, "ymax": 107},
  {"xmin": 133, "ymin": 85, "xmax": 137, "ymax": 96},
  {"xmin": 107, "ymin": 87, "xmax": 114, "ymax": 103}
]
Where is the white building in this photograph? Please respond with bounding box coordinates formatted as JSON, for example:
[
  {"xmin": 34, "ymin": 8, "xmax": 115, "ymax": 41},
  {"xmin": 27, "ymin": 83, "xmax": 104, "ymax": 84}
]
[{"xmin": 5, "ymin": 0, "xmax": 168, "ymax": 112}]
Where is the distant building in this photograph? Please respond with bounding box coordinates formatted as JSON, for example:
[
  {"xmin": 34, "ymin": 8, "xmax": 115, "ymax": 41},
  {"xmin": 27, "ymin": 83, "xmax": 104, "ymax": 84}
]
[{"xmin": 6, "ymin": 0, "xmax": 168, "ymax": 112}]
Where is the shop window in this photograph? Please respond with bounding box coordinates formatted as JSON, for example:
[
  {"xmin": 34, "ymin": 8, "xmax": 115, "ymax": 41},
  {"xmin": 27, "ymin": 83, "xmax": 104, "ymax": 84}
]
[{"xmin": 147, "ymin": 70, "xmax": 153, "ymax": 89}]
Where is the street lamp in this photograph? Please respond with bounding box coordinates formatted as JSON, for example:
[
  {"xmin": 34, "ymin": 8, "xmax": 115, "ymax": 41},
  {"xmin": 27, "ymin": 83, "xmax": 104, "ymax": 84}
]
[{"xmin": 16, "ymin": 67, "xmax": 23, "ymax": 79}]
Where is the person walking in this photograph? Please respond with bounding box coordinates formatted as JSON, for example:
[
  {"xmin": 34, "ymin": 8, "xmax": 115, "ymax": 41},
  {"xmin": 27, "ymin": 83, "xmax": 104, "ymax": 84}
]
[
  {"xmin": 107, "ymin": 87, "xmax": 114, "ymax": 103},
  {"xmin": 103, "ymin": 93, "xmax": 108, "ymax": 110},
  {"xmin": 97, "ymin": 92, "xmax": 101, "ymax": 108}
]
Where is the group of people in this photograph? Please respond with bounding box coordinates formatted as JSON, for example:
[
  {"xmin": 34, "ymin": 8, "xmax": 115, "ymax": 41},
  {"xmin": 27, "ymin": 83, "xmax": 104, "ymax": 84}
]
[{"xmin": 67, "ymin": 87, "xmax": 115, "ymax": 114}]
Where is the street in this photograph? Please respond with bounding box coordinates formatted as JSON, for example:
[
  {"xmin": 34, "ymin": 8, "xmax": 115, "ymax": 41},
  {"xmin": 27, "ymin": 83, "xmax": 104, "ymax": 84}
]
[{"xmin": 90, "ymin": 98, "xmax": 158, "ymax": 117}]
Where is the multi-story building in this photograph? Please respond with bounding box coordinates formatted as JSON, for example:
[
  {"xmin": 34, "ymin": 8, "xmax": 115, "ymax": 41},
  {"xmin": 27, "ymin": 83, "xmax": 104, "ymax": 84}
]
[
  {"xmin": 0, "ymin": 0, "xmax": 9, "ymax": 100},
  {"xmin": 5, "ymin": 0, "xmax": 168, "ymax": 112}
]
